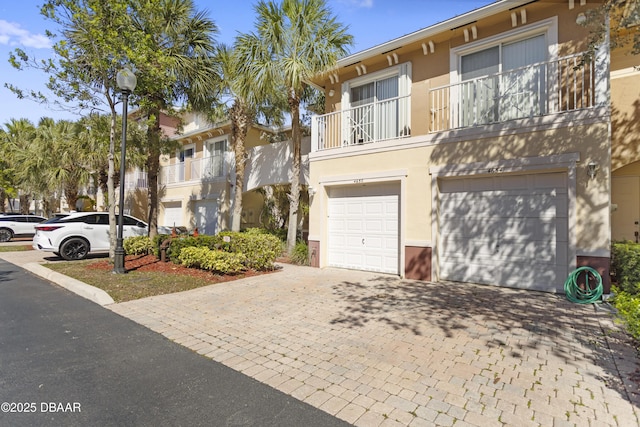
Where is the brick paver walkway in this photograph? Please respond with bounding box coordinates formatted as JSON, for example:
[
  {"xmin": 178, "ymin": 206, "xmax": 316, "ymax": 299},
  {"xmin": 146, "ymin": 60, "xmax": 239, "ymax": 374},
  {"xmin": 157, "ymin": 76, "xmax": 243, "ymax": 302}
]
[{"xmin": 108, "ymin": 264, "xmax": 640, "ymax": 426}]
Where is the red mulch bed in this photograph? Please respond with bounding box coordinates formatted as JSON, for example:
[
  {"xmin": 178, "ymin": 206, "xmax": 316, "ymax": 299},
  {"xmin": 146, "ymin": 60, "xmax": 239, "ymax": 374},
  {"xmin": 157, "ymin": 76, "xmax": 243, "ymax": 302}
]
[{"xmin": 87, "ymin": 254, "xmax": 274, "ymax": 282}]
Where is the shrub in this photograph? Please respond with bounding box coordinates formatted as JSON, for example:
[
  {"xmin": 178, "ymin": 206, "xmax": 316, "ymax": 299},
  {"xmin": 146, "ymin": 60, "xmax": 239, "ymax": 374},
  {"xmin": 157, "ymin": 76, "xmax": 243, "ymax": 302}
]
[
  {"xmin": 152, "ymin": 234, "xmax": 171, "ymax": 258},
  {"xmin": 178, "ymin": 247, "xmax": 246, "ymax": 274},
  {"xmin": 168, "ymin": 235, "xmax": 221, "ymax": 263},
  {"xmin": 291, "ymin": 241, "xmax": 309, "ymax": 266},
  {"xmin": 244, "ymin": 227, "xmax": 287, "ymax": 242},
  {"xmin": 218, "ymin": 231, "xmax": 282, "ymax": 270},
  {"xmin": 123, "ymin": 236, "xmax": 152, "ymax": 255},
  {"xmin": 611, "ymin": 288, "xmax": 640, "ymax": 343},
  {"xmin": 611, "ymin": 242, "xmax": 640, "ymax": 295}
]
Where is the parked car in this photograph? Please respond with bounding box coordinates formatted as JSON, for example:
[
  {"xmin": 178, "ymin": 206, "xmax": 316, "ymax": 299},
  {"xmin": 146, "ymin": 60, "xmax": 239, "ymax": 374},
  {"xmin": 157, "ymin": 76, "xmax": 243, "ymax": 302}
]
[
  {"xmin": 33, "ymin": 212, "xmax": 148, "ymax": 260},
  {"xmin": 0, "ymin": 214, "xmax": 47, "ymax": 242}
]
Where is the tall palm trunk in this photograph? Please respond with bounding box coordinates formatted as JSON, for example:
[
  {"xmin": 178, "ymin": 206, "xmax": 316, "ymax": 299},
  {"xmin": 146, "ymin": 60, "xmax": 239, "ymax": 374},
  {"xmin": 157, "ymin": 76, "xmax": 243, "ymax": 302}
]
[
  {"xmin": 19, "ymin": 194, "xmax": 30, "ymax": 214},
  {"xmin": 146, "ymin": 107, "xmax": 161, "ymax": 239},
  {"xmin": 231, "ymin": 102, "xmax": 250, "ymax": 232},
  {"xmin": 64, "ymin": 182, "xmax": 79, "ymax": 213},
  {"xmin": 286, "ymin": 94, "xmax": 301, "ymax": 254}
]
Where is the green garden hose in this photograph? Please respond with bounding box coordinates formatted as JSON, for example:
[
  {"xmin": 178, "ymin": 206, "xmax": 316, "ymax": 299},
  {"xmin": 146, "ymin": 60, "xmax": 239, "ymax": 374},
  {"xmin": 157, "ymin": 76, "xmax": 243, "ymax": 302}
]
[{"xmin": 564, "ymin": 266, "xmax": 603, "ymax": 304}]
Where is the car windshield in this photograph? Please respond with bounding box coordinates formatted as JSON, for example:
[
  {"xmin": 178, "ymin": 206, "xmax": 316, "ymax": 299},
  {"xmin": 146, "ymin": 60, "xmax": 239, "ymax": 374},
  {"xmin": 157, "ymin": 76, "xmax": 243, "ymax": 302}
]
[{"xmin": 42, "ymin": 216, "xmax": 66, "ymax": 224}]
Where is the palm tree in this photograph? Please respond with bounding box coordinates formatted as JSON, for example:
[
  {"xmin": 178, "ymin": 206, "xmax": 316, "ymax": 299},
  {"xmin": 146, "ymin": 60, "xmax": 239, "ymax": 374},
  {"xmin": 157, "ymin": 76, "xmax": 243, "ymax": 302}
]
[
  {"xmin": 38, "ymin": 0, "xmax": 144, "ymax": 259},
  {"xmin": 3, "ymin": 119, "xmax": 38, "ymax": 213},
  {"xmin": 129, "ymin": 0, "xmax": 221, "ymax": 238},
  {"xmin": 33, "ymin": 118, "xmax": 96, "ymax": 212},
  {"xmin": 237, "ymin": 0, "xmax": 353, "ymax": 253},
  {"xmin": 213, "ymin": 44, "xmax": 285, "ymax": 232}
]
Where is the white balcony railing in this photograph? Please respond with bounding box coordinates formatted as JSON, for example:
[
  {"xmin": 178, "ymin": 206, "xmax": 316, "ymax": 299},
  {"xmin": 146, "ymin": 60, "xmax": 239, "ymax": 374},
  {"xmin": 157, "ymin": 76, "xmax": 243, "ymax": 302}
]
[
  {"xmin": 160, "ymin": 155, "xmax": 225, "ymax": 185},
  {"xmin": 429, "ymin": 53, "xmax": 595, "ymax": 132},
  {"xmin": 124, "ymin": 170, "xmax": 148, "ymax": 190},
  {"xmin": 312, "ymin": 94, "xmax": 411, "ymax": 151},
  {"xmin": 312, "ymin": 53, "xmax": 598, "ymax": 151}
]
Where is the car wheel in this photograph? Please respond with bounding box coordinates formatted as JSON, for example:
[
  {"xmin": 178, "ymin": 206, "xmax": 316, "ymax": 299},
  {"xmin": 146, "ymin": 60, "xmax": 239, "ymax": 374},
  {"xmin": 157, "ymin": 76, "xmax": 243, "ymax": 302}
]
[
  {"xmin": 60, "ymin": 238, "xmax": 89, "ymax": 260},
  {"xmin": 0, "ymin": 228, "xmax": 12, "ymax": 242}
]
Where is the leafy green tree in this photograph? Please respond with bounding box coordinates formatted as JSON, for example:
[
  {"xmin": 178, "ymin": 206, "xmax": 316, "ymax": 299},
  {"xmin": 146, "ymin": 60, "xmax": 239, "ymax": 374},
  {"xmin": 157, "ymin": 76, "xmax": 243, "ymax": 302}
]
[
  {"xmin": 581, "ymin": 0, "xmax": 640, "ymax": 64},
  {"xmin": 77, "ymin": 113, "xmax": 148, "ymax": 215},
  {"xmin": 127, "ymin": 0, "xmax": 221, "ymax": 238},
  {"xmin": 8, "ymin": 0, "xmax": 139, "ymax": 258},
  {"xmin": 237, "ymin": 0, "xmax": 353, "ymax": 252}
]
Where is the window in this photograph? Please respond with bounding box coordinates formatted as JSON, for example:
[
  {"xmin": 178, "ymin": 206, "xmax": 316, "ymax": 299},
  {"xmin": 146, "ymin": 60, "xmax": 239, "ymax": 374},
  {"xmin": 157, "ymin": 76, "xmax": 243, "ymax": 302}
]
[
  {"xmin": 121, "ymin": 215, "xmax": 141, "ymax": 226},
  {"xmin": 342, "ymin": 63, "xmax": 411, "ymax": 145},
  {"xmin": 204, "ymin": 138, "xmax": 226, "ymax": 179},
  {"xmin": 176, "ymin": 145, "xmax": 194, "ymax": 181},
  {"xmin": 458, "ymin": 34, "xmax": 547, "ymax": 125}
]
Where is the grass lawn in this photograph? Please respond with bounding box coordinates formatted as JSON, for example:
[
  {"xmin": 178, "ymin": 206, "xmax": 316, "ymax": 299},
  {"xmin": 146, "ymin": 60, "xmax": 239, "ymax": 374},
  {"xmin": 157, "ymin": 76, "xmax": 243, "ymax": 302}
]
[
  {"xmin": 44, "ymin": 255, "xmax": 272, "ymax": 303},
  {"xmin": 0, "ymin": 245, "xmax": 32, "ymax": 252}
]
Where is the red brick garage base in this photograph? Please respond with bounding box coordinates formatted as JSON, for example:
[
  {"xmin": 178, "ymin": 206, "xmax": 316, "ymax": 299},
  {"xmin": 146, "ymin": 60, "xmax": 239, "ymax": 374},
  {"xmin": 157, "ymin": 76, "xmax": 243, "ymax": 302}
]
[{"xmin": 404, "ymin": 246, "xmax": 432, "ymax": 281}]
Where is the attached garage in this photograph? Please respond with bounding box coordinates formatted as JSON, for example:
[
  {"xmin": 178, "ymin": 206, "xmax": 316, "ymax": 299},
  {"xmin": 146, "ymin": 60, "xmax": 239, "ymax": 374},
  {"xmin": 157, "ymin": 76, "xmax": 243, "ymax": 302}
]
[
  {"xmin": 438, "ymin": 172, "xmax": 569, "ymax": 293},
  {"xmin": 162, "ymin": 201, "xmax": 183, "ymax": 228},
  {"xmin": 327, "ymin": 183, "xmax": 400, "ymax": 274}
]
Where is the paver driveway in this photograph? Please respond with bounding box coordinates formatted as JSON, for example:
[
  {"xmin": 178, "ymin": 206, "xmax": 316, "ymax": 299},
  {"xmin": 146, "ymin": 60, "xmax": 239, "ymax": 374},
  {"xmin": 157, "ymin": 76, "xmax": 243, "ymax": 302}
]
[{"xmin": 108, "ymin": 264, "xmax": 638, "ymax": 426}]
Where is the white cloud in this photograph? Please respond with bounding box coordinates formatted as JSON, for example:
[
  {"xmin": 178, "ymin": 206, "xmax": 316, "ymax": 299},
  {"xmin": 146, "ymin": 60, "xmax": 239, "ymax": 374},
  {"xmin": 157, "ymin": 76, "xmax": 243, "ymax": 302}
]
[{"xmin": 0, "ymin": 20, "xmax": 51, "ymax": 49}]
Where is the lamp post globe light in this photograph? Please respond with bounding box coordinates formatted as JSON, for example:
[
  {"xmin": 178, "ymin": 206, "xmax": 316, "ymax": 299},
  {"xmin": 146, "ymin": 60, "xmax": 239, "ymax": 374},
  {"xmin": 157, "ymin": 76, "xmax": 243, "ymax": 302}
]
[{"xmin": 113, "ymin": 68, "xmax": 137, "ymax": 274}]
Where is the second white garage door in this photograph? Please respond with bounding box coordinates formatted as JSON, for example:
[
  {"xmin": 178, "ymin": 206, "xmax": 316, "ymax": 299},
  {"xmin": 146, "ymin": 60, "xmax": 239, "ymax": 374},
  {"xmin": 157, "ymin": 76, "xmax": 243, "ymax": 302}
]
[
  {"xmin": 438, "ymin": 172, "xmax": 569, "ymax": 292},
  {"xmin": 327, "ymin": 184, "xmax": 400, "ymax": 274},
  {"xmin": 162, "ymin": 202, "xmax": 183, "ymax": 228}
]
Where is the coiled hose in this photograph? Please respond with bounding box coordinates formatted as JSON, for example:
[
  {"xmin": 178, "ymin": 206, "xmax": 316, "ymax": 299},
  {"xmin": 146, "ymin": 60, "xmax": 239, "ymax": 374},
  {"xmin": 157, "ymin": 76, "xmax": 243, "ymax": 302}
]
[{"xmin": 564, "ymin": 266, "xmax": 603, "ymax": 304}]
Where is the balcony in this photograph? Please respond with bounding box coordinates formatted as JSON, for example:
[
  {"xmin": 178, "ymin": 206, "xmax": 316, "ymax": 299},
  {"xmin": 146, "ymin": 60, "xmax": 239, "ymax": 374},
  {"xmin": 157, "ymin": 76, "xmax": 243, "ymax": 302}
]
[
  {"xmin": 312, "ymin": 95, "xmax": 411, "ymax": 151},
  {"xmin": 312, "ymin": 53, "xmax": 598, "ymax": 152},
  {"xmin": 124, "ymin": 170, "xmax": 148, "ymax": 190},
  {"xmin": 160, "ymin": 155, "xmax": 225, "ymax": 185},
  {"xmin": 430, "ymin": 53, "xmax": 595, "ymax": 132}
]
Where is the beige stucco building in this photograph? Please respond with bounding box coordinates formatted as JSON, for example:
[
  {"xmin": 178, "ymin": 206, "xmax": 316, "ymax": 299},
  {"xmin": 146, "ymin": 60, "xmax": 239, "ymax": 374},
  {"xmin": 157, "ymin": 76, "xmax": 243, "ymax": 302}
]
[
  {"xmin": 307, "ymin": 0, "xmax": 640, "ymax": 294},
  {"xmin": 149, "ymin": 112, "xmax": 309, "ymax": 235}
]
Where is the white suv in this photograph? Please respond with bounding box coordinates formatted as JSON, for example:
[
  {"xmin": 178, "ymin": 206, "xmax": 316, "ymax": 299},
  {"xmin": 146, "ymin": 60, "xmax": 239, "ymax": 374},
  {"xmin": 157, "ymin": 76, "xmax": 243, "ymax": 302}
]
[
  {"xmin": 0, "ymin": 214, "xmax": 47, "ymax": 242},
  {"xmin": 33, "ymin": 212, "xmax": 148, "ymax": 260}
]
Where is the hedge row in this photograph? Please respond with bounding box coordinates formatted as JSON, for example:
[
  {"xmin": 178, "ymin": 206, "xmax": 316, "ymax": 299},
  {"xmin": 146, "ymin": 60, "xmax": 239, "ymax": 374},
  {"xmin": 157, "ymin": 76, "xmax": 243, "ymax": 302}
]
[{"xmin": 124, "ymin": 230, "xmax": 283, "ymax": 274}]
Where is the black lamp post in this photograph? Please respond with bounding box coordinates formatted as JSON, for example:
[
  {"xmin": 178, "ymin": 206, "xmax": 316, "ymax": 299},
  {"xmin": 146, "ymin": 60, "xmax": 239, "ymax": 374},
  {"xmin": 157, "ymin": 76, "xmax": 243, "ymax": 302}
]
[{"xmin": 113, "ymin": 68, "xmax": 137, "ymax": 274}]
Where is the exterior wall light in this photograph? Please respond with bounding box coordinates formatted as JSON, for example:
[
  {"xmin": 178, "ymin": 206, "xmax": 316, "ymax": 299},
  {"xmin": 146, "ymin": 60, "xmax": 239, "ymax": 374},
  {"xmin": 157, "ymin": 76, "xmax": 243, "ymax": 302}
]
[{"xmin": 587, "ymin": 161, "xmax": 598, "ymax": 180}]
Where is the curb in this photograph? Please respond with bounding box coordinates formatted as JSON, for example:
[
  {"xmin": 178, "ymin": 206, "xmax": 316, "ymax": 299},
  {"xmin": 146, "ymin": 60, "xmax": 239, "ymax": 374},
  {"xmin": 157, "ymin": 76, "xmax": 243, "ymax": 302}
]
[{"xmin": 24, "ymin": 262, "xmax": 115, "ymax": 306}]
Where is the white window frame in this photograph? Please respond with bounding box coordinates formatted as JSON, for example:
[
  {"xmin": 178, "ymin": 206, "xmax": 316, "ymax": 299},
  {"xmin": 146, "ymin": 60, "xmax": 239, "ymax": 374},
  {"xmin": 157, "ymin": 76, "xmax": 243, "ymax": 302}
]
[
  {"xmin": 448, "ymin": 17, "xmax": 558, "ymax": 126},
  {"xmin": 175, "ymin": 143, "xmax": 195, "ymax": 182},
  {"xmin": 449, "ymin": 17, "xmax": 558, "ymax": 85},
  {"xmin": 341, "ymin": 62, "xmax": 412, "ymax": 145},
  {"xmin": 204, "ymin": 135, "xmax": 228, "ymax": 180}
]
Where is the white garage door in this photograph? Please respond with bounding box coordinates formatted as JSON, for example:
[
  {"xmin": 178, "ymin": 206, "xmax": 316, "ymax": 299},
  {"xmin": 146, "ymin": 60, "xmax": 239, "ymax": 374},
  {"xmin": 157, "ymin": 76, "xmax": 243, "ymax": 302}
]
[
  {"xmin": 327, "ymin": 184, "xmax": 399, "ymax": 274},
  {"xmin": 162, "ymin": 202, "xmax": 183, "ymax": 228},
  {"xmin": 195, "ymin": 200, "xmax": 218, "ymax": 235},
  {"xmin": 438, "ymin": 172, "xmax": 568, "ymax": 292}
]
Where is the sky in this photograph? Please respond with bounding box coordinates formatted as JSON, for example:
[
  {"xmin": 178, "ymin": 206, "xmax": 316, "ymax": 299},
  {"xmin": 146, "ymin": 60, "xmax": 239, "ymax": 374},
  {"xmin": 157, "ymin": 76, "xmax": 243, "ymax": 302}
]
[{"xmin": 0, "ymin": 0, "xmax": 496, "ymax": 126}]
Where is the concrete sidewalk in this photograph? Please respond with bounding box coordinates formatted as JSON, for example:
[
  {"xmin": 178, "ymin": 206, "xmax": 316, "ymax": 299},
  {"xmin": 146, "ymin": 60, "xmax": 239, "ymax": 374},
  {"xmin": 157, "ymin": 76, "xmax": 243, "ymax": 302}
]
[{"xmin": 2, "ymin": 248, "xmax": 639, "ymax": 426}]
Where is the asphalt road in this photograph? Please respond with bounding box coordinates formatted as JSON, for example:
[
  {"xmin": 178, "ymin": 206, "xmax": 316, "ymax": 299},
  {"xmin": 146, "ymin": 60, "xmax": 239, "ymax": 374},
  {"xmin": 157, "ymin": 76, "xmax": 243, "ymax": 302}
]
[{"xmin": 0, "ymin": 259, "xmax": 350, "ymax": 427}]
